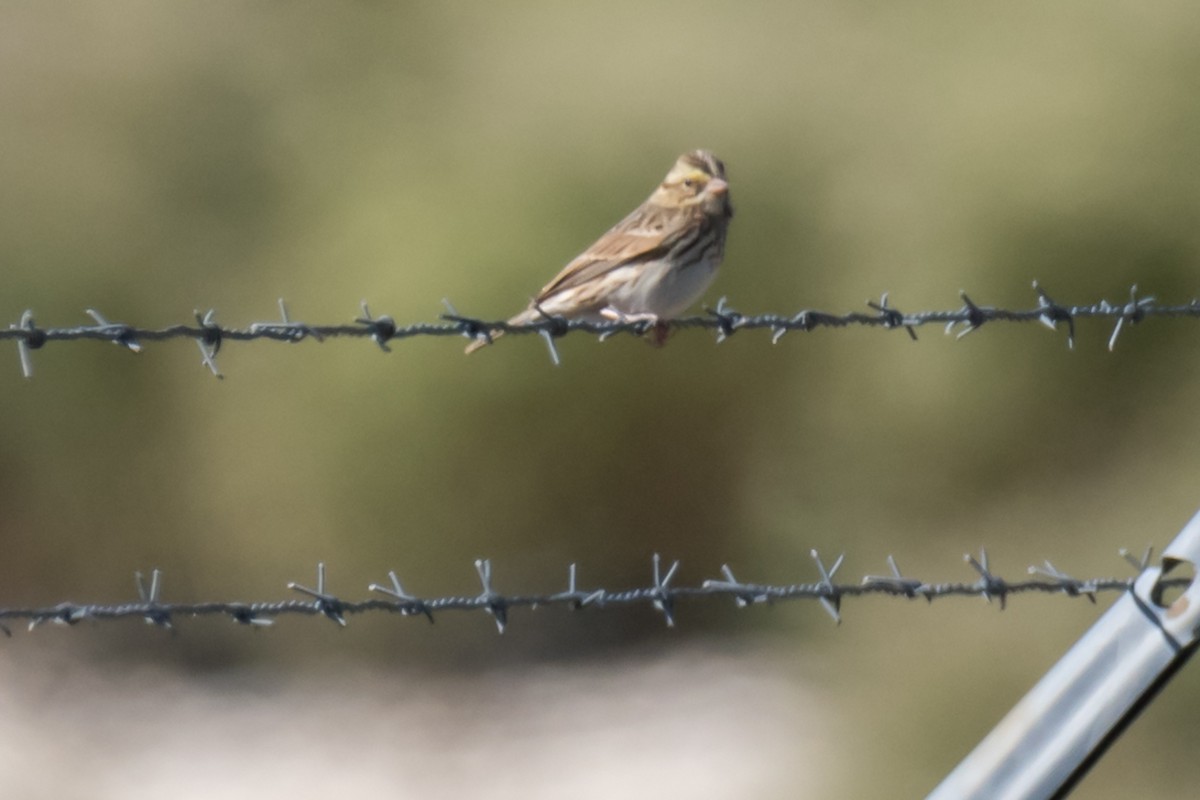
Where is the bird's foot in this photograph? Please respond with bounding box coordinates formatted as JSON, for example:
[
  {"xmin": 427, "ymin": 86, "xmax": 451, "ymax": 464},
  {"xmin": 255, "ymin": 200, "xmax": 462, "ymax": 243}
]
[
  {"xmin": 600, "ymin": 307, "xmax": 660, "ymax": 325},
  {"xmin": 599, "ymin": 308, "xmax": 670, "ymax": 345}
]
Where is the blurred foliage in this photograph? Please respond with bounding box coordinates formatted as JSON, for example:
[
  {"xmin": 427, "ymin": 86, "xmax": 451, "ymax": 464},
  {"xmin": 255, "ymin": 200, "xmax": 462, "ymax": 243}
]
[{"xmin": 1, "ymin": 1, "xmax": 1199, "ymax": 797}]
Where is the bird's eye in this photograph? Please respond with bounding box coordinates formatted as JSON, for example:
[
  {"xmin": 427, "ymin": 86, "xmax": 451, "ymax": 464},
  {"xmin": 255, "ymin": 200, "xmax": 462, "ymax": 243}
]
[{"xmin": 682, "ymin": 179, "xmax": 694, "ymax": 188}]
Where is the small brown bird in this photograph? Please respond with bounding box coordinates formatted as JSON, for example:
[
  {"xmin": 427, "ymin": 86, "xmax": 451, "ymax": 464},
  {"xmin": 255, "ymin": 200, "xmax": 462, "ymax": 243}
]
[{"xmin": 465, "ymin": 150, "xmax": 733, "ymax": 353}]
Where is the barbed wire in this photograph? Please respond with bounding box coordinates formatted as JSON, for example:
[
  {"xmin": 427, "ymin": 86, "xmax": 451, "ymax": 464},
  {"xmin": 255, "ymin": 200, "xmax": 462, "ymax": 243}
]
[
  {"xmin": 0, "ymin": 548, "xmax": 1165, "ymax": 636},
  {"xmin": 2, "ymin": 282, "xmax": 1192, "ymax": 376}
]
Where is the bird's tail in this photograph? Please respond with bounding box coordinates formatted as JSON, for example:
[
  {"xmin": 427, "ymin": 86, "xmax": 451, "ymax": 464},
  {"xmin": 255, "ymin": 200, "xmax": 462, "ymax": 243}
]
[
  {"xmin": 464, "ymin": 329, "xmax": 504, "ymax": 354},
  {"xmin": 464, "ymin": 307, "xmax": 540, "ymax": 354}
]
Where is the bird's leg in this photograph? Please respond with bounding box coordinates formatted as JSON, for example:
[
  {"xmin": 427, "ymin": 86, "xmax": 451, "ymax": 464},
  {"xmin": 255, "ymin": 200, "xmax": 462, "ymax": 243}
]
[{"xmin": 649, "ymin": 319, "xmax": 672, "ymax": 347}]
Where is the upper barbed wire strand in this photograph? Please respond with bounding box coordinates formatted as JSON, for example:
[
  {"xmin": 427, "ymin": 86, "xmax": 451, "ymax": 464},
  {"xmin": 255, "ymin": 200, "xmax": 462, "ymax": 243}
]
[{"xmin": 2, "ymin": 285, "xmax": 1191, "ymax": 376}]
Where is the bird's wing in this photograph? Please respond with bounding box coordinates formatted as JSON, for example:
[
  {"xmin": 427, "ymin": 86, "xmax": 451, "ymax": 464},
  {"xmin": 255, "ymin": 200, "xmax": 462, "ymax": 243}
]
[{"xmin": 534, "ymin": 207, "xmax": 676, "ymax": 302}]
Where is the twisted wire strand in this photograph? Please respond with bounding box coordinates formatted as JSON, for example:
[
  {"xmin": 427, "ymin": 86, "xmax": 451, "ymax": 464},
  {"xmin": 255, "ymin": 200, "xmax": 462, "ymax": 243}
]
[
  {"xmin": 2, "ymin": 283, "xmax": 1190, "ymax": 376},
  {"xmin": 0, "ymin": 550, "xmax": 1158, "ymax": 635}
]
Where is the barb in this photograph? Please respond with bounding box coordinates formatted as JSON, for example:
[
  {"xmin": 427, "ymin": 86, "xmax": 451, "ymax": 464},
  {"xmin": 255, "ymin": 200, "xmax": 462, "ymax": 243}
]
[
  {"xmin": 5, "ymin": 283, "xmax": 1199, "ymax": 376},
  {"xmin": 0, "ymin": 550, "xmax": 1167, "ymax": 635}
]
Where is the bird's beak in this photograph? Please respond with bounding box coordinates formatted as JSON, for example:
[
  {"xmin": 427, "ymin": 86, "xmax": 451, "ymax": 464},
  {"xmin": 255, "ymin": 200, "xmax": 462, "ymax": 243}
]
[{"xmin": 706, "ymin": 178, "xmax": 729, "ymax": 196}]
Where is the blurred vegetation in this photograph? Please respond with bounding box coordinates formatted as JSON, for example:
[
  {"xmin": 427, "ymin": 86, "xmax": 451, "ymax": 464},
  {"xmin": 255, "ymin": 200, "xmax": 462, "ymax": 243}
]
[{"xmin": 2, "ymin": 1, "xmax": 1199, "ymax": 797}]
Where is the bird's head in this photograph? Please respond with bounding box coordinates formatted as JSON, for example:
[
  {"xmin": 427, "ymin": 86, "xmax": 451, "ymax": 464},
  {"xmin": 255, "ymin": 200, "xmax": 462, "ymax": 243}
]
[{"xmin": 654, "ymin": 150, "xmax": 733, "ymax": 220}]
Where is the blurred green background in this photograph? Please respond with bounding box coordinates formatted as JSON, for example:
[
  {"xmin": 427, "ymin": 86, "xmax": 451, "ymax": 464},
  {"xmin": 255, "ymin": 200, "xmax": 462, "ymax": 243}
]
[{"xmin": 2, "ymin": 2, "xmax": 1200, "ymax": 797}]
